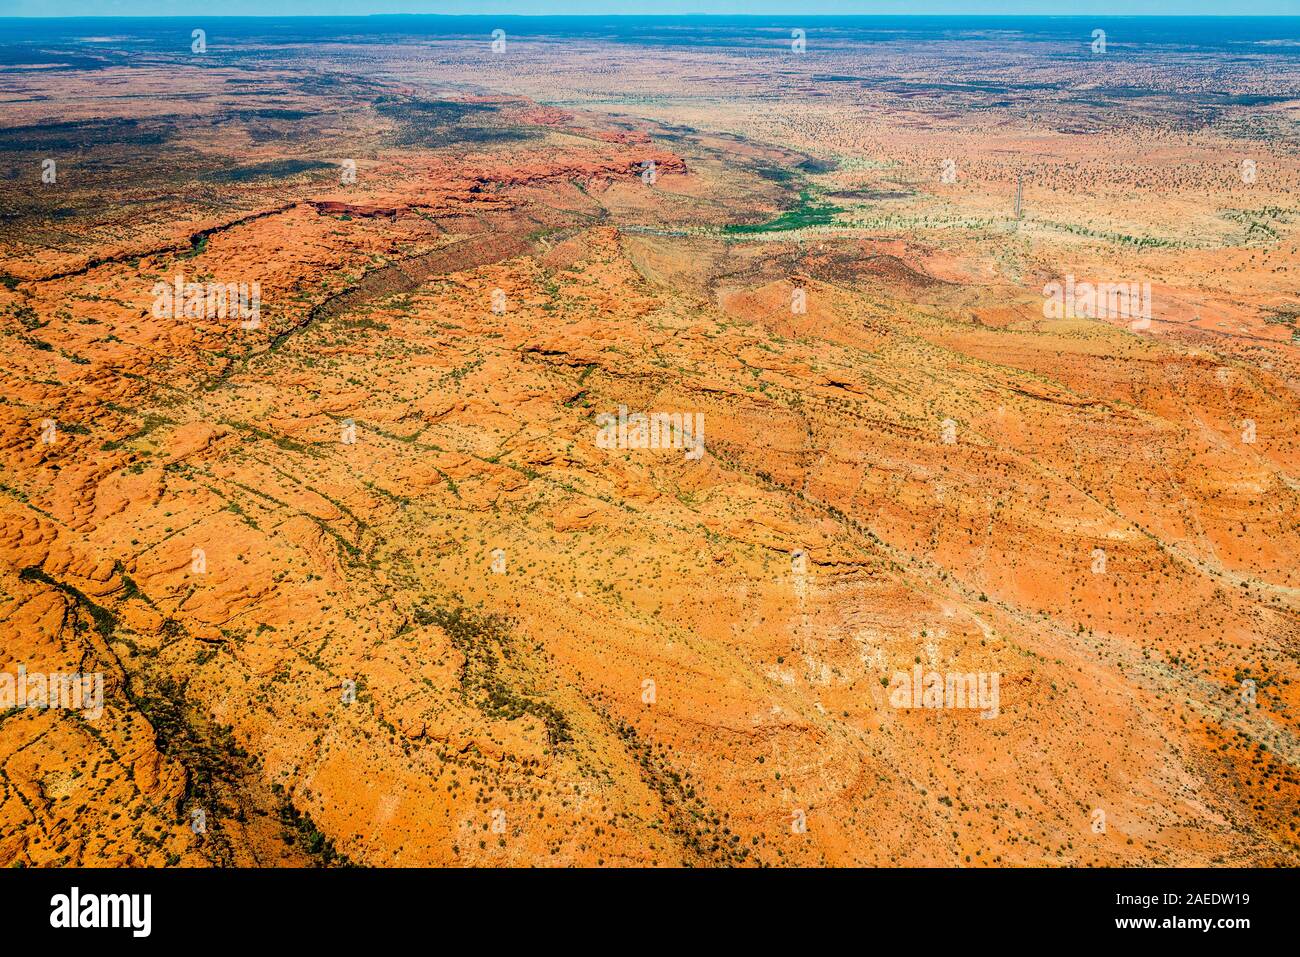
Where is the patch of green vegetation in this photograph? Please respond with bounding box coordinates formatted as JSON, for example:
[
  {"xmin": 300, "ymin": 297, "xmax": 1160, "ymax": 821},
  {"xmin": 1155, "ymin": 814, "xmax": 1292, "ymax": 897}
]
[
  {"xmin": 723, "ymin": 189, "xmax": 838, "ymax": 235},
  {"xmin": 373, "ymin": 97, "xmax": 498, "ymax": 124},
  {"xmin": 797, "ymin": 156, "xmax": 838, "ymax": 174},
  {"xmin": 1040, "ymin": 219, "xmax": 1184, "ymax": 249},
  {"xmin": 607, "ymin": 711, "xmax": 751, "ymax": 865},
  {"xmin": 18, "ymin": 566, "xmax": 116, "ymax": 640},
  {"xmin": 436, "ymin": 469, "xmax": 460, "ymax": 498},
  {"xmin": 1262, "ymin": 304, "xmax": 1300, "ymax": 341},
  {"xmin": 339, "ymin": 317, "xmax": 391, "ymax": 332},
  {"xmin": 751, "ymin": 164, "xmax": 798, "ymax": 184},
  {"xmin": 133, "ymin": 674, "xmax": 255, "ymax": 866},
  {"xmin": 4, "ymin": 302, "xmax": 42, "ymax": 331},
  {"xmin": 272, "ymin": 783, "xmax": 352, "ymax": 866},
  {"xmin": 177, "ymin": 236, "xmax": 207, "ymax": 260},
  {"xmin": 417, "ymin": 604, "xmax": 572, "ymax": 747},
  {"xmin": 234, "ymin": 108, "xmax": 318, "ymax": 121},
  {"xmin": 102, "ymin": 413, "xmax": 175, "ymax": 451},
  {"xmin": 0, "ymin": 482, "xmax": 29, "ymax": 503},
  {"xmin": 113, "ymin": 562, "xmax": 155, "ymax": 609},
  {"xmin": 448, "ymin": 127, "xmax": 535, "ymax": 145},
  {"xmin": 207, "ymin": 159, "xmax": 334, "ymax": 184},
  {"xmin": 219, "ymin": 419, "xmax": 317, "ymax": 456},
  {"xmin": 306, "ymin": 514, "xmax": 362, "ymax": 561},
  {"xmin": 1222, "ymin": 206, "xmax": 1293, "ymax": 246},
  {"xmin": 372, "ymin": 97, "xmax": 531, "ymax": 147},
  {"xmin": 0, "ymin": 117, "xmax": 170, "ymax": 153}
]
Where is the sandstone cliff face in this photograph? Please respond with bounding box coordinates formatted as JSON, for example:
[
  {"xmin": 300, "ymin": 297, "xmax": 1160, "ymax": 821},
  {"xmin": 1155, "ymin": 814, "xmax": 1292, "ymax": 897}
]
[{"xmin": 2, "ymin": 33, "xmax": 1298, "ymax": 867}]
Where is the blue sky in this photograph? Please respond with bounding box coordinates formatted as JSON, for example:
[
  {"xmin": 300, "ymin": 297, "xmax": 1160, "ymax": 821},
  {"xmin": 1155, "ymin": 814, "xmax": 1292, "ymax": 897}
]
[{"xmin": 1, "ymin": 2, "xmax": 1297, "ymax": 16}]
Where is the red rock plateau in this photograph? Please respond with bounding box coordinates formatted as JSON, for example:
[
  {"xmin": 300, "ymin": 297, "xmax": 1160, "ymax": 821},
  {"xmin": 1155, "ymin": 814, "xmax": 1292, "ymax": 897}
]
[{"xmin": 0, "ymin": 18, "xmax": 1297, "ymax": 867}]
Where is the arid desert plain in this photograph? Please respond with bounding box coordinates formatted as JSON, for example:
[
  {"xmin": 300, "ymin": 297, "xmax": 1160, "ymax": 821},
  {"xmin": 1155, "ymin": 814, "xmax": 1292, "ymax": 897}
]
[{"xmin": 1, "ymin": 15, "xmax": 1298, "ymax": 866}]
